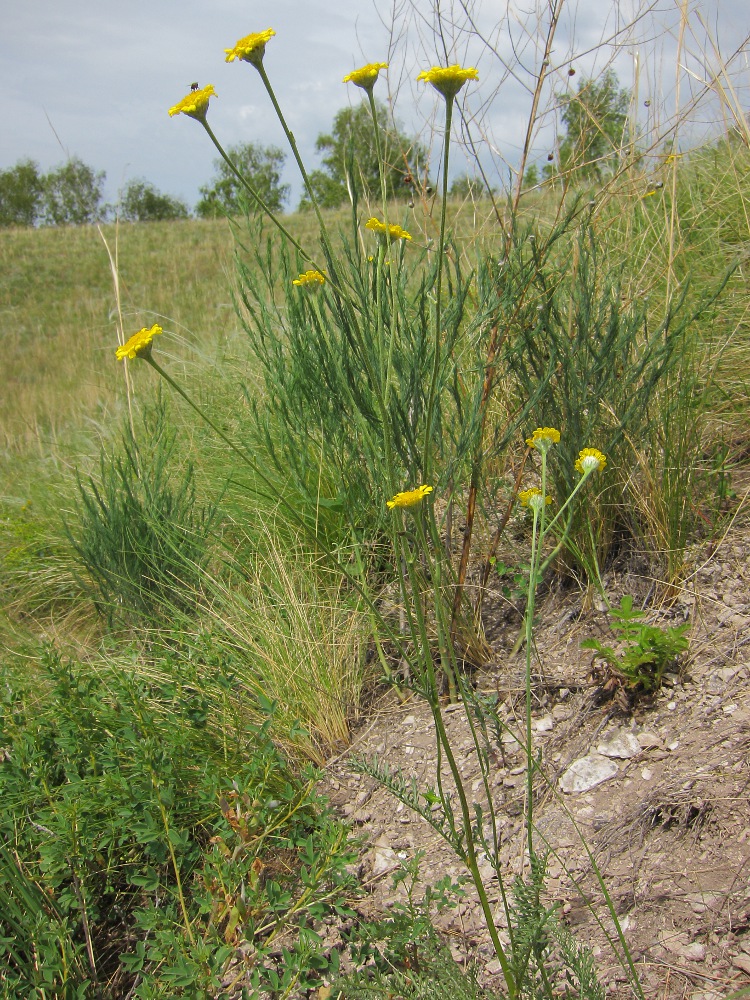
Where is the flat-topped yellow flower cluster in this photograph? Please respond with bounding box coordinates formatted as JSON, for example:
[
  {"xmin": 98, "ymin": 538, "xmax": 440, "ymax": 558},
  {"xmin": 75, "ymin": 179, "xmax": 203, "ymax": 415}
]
[
  {"xmin": 387, "ymin": 485, "xmax": 433, "ymax": 509},
  {"xmin": 168, "ymin": 34, "xmax": 478, "ymax": 123},
  {"xmin": 365, "ymin": 218, "xmax": 413, "ymax": 242},
  {"xmin": 115, "ymin": 324, "xmax": 162, "ymax": 361}
]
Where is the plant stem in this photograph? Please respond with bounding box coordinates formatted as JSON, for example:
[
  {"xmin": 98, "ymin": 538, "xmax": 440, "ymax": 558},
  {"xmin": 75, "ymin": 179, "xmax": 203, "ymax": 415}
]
[
  {"xmin": 524, "ymin": 503, "xmax": 541, "ymax": 864},
  {"xmin": 145, "ymin": 358, "xmax": 257, "ymax": 472},
  {"xmin": 255, "ymin": 63, "xmax": 334, "ymax": 260},
  {"xmin": 200, "ymin": 120, "xmax": 312, "ymax": 264},
  {"xmin": 422, "ymin": 95, "xmax": 453, "ymax": 480},
  {"xmin": 366, "ymin": 89, "xmax": 401, "ymax": 411},
  {"xmin": 400, "ymin": 530, "xmax": 516, "ymax": 996},
  {"xmin": 153, "ymin": 777, "xmax": 195, "ymax": 946}
]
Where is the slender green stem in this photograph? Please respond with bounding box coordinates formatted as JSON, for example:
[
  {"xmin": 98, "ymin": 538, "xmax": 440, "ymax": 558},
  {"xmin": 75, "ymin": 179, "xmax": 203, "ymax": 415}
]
[
  {"xmin": 200, "ymin": 120, "xmax": 313, "ymax": 263},
  {"xmin": 524, "ymin": 502, "xmax": 541, "ymax": 864},
  {"xmin": 145, "ymin": 357, "xmax": 256, "ymax": 471},
  {"xmin": 422, "ymin": 645, "xmax": 515, "ymax": 984},
  {"xmin": 255, "ymin": 63, "xmax": 333, "ymax": 255},
  {"xmin": 374, "ymin": 241, "xmax": 387, "ymax": 386},
  {"xmin": 394, "ymin": 510, "xmax": 516, "ymax": 997},
  {"xmin": 539, "ymin": 466, "xmax": 594, "ymax": 535},
  {"xmin": 153, "ymin": 775, "xmax": 195, "ymax": 946},
  {"xmin": 366, "ymin": 89, "xmax": 401, "ymax": 410},
  {"xmin": 422, "ymin": 96, "xmax": 454, "ymax": 480},
  {"xmin": 368, "ymin": 89, "xmax": 390, "ymax": 224},
  {"xmin": 523, "ymin": 456, "xmax": 601, "ymax": 864}
]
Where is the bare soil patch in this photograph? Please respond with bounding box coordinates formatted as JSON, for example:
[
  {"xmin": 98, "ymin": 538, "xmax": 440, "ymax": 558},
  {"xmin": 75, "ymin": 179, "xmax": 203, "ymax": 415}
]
[{"xmin": 320, "ymin": 511, "xmax": 750, "ymax": 997}]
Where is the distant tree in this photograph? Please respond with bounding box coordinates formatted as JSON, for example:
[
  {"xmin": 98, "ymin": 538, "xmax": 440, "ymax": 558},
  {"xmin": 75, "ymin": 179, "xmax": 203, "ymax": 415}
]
[
  {"xmin": 0, "ymin": 159, "xmax": 45, "ymax": 227},
  {"xmin": 300, "ymin": 100, "xmax": 428, "ymax": 210},
  {"xmin": 522, "ymin": 164, "xmax": 540, "ymax": 188},
  {"xmin": 450, "ymin": 173, "xmax": 488, "ymax": 199},
  {"xmin": 42, "ymin": 157, "xmax": 107, "ymax": 225},
  {"xmin": 119, "ymin": 179, "xmax": 189, "ymax": 222},
  {"xmin": 196, "ymin": 142, "xmax": 289, "ymax": 217},
  {"xmin": 556, "ymin": 70, "xmax": 631, "ymax": 181}
]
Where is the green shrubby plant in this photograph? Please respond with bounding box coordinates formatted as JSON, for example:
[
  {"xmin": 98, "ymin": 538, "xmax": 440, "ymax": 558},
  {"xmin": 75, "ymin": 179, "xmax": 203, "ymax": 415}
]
[
  {"xmin": 581, "ymin": 594, "xmax": 689, "ymax": 697},
  {"xmin": 300, "ymin": 98, "xmax": 427, "ymax": 210},
  {"xmin": 336, "ymin": 854, "xmax": 479, "ymax": 997},
  {"xmin": 42, "ymin": 157, "xmax": 107, "ymax": 226},
  {"xmin": 0, "ymin": 644, "xmax": 356, "ymax": 996},
  {"xmin": 504, "ymin": 223, "xmax": 737, "ymax": 581},
  {"xmin": 553, "ymin": 69, "xmax": 630, "ymax": 182}
]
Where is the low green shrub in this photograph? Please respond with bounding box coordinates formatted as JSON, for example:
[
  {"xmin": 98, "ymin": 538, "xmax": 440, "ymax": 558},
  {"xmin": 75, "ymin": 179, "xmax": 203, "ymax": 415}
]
[
  {"xmin": 582, "ymin": 595, "xmax": 690, "ymax": 698},
  {"xmin": 0, "ymin": 644, "xmax": 355, "ymax": 997}
]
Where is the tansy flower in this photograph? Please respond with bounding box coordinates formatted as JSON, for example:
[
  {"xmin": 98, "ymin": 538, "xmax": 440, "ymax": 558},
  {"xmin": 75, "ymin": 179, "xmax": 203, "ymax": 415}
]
[
  {"xmin": 387, "ymin": 485, "xmax": 433, "ymax": 509},
  {"xmin": 292, "ymin": 269, "xmax": 326, "ymax": 288},
  {"xmin": 518, "ymin": 487, "xmax": 553, "ymax": 511},
  {"xmin": 116, "ymin": 324, "xmax": 162, "ymax": 362},
  {"xmin": 365, "ymin": 217, "xmax": 412, "ymax": 242},
  {"xmin": 417, "ymin": 65, "xmax": 478, "ymax": 100},
  {"xmin": 575, "ymin": 448, "xmax": 607, "ymax": 475},
  {"xmin": 343, "ymin": 62, "xmax": 388, "ymax": 91},
  {"xmin": 168, "ymin": 85, "xmax": 216, "ymax": 122},
  {"xmin": 525, "ymin": 427, "xmax": 561, "ymax": 451},
  {"xmin": 225, "ymin": 29, "xmax": 275, "ymax": 67}
]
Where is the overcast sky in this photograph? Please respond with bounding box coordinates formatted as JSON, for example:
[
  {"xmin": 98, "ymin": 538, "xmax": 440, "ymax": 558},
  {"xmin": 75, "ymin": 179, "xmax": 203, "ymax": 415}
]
[{"xmin": 4, "ymin": 1, "xmax": 749, "ymax": 211}]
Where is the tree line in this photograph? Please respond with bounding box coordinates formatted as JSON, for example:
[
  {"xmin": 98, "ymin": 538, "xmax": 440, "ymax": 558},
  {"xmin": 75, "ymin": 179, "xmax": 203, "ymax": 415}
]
[
  {"xmin": 1, "ymin": 75, "xmax": 632, "ymax": 226},
  {"xmin": 0, "ymin": 158, "xmax": 191, "ymax": 227}
]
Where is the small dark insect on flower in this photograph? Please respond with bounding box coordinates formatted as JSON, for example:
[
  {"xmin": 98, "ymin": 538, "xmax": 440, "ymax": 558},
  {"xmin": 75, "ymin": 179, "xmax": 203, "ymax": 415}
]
[
  {"xmin": 547, "ymin": 152, "xmax": 554, "ymax": 161},
  {"xmin": 190, "ymin": 82, "xmax": 199, "ymax": 91}
]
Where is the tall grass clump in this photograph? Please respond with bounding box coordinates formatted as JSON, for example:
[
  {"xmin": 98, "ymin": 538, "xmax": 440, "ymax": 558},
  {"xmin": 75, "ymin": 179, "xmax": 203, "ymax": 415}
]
[
  {"xmin": 67, "ymin": 394, "xmax": 217, "ymax": 627},
  {"xmin": 176, "ymin": 526, "xmax": 372, "ymax": 759},
  {"xmin": 589, "ymin": 136, "xmax": 750, "ymax": 579},
  {"xmin": 504, "ymin": 222, "xmax": 735, "ymax": 582}
]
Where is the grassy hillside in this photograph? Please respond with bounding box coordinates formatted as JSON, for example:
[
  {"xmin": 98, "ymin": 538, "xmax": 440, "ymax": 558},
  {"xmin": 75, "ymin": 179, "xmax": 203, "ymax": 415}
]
[{"xmin": 1, "ymin": 142, "xmax": 749, "ymax": 996}]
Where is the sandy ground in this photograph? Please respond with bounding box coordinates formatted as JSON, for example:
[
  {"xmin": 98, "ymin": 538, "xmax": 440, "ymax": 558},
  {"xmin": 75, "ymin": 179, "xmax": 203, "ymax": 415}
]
[{"xmin": 318, "ymin": 505, "xmax": 750, "ymax": 998}]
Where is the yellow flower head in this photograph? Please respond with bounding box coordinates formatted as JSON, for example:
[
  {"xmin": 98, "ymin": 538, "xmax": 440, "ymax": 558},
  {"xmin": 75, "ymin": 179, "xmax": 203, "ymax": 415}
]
[
  {"xmin": 417, "ymin": 64, "xmax": 478, "ymax": 100},
  {"xmin": 168, "ymin": 84, "xmax": 217, "ymax": 121},
  {"xmin": 365, "ymin": 217, "xmax": 412, "ymax": 243},
  {"xmin": 525, "ymin": 427, "xmax": 561, "ymax": 451},
  {"xmin": 387, "ymin": 485, "xmax": 433, "ymax": 509},
  {"xmin": 292, "ymin": 269, "xmax": 326, "ymax": 288},
  {"xmin": 575, "ymin": 448, "xmax": 607, "ymax": 475},
  {"xmin": 116, "ymin": 324, "xmax": 162, "ymax": 362},
  {"xmin": 225, "ymin": 29, "xmax": 276, "ymax": 67},
  {"xmin": 343, "ymin": 62, "xmax": 388, "ymax": 91},
  {"xmin": 518, "ymin": 487, "xmax": 553, "ymax": 510}
]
